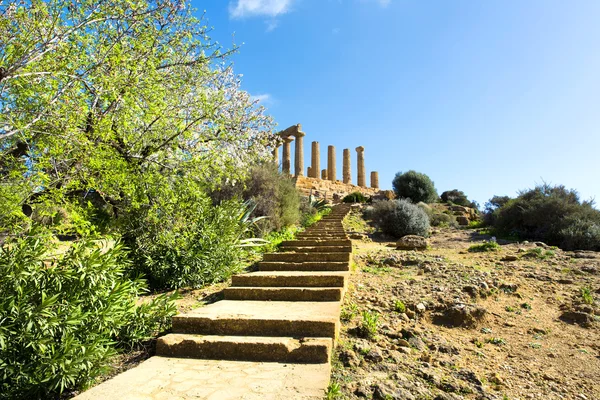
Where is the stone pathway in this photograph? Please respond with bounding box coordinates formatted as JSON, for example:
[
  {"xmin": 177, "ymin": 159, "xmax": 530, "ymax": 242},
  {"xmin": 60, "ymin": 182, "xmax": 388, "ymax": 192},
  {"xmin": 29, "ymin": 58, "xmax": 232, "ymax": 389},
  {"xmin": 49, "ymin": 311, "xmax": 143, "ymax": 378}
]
[{"xmin": 75, "ymin": 204, "xmax": 352, "ymax": 400}]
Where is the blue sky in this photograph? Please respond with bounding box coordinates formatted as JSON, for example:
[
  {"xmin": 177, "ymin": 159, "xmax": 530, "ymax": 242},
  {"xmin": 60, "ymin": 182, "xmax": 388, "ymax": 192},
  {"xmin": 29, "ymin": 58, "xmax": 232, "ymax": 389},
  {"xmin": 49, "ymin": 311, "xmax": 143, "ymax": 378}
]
[{"xmin": 197, "ymin": 0, "xmax": 600, "ymax": 206}]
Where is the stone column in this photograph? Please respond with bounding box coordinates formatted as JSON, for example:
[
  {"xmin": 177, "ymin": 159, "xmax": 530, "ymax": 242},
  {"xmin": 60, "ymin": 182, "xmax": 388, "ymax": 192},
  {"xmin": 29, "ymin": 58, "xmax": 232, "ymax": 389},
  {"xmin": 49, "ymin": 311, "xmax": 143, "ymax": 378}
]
[
  {"xmin": 321, "ymin": 169, "xmax": 328, "ymax": 179},
  {"xmin": 356, "ymin": 146, "xmax": 366, "ymax": 187},
  {"xmin": 282, "ymin": 136, "xmax": 294, "ymax": 175},
  {"xmin": 294, "ymin": 131, "xmax": 305, "ymax": 177},
  {"xmin": 307, "ymin": 166, "xmax": 313, "ymax": 178},
  {"xmin": 311, "ymin": 141, "xmax": 320, "ymax": 179},
  {"xmin": 370, "ymin": 171, "xmax": 379, "ymax": 189},
  {"xmin": 272, "ymin": 146, "xmax": 279, "ymax": 163},
  {"xmin": 343, "ymin": 149, "xmax": 351, "ymax": 184},
  {"xmin": 327, "ymin": 145, "xmax": 336, "ymax": 182}
]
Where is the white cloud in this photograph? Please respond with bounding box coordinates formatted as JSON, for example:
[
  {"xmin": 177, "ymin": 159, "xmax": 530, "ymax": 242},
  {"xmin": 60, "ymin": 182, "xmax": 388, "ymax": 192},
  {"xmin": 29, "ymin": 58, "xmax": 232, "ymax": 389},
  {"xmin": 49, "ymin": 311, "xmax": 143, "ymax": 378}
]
[
  {"xmin": 229, "ymin": 0, "xmax": 295, "ymax": 19},
  {"xmin": 265, "ymin": 19, "xmax": 279, "ymax": 32},
  {"xmin": 251, "ymin": 93, "xmax": 274, "ymax": 105},
  {"xmin": 332, "ymin": 27, "xmax": 341, "ymax": 35}
]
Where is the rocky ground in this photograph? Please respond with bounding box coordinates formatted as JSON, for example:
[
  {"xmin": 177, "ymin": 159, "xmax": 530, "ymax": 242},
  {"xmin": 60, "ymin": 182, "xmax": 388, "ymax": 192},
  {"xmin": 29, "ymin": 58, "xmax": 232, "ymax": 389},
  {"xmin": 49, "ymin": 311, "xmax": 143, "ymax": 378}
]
[{"xmin": 331, "ymin": 210, "xmax": 600, "ymax": 400}]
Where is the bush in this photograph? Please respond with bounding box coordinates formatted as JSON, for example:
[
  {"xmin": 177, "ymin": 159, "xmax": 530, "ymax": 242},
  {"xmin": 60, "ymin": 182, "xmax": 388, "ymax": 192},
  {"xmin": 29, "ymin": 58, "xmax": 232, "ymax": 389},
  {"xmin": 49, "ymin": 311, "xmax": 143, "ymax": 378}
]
[
  {"xmin": 343, "ymin": 192, "xmax": 368, "ymax": 203},
  {"xmin": 124, "ymin": 186, "xmax": 257, "ymax": 289},
  {"xmin": 492, "ymin": 184, "xmax": 600, "ymax": 251},
  {"xmin": 483, "ymin": 195, "xmax": 512, "ymax": 226},
  {"xmin": 392, "ymin": 170, "xmax": 438, "ymax": 203},
  {"xmin": 369, "ymin": 199, "xmax": 430, "ymax": 238},
  {"xmin": 440, "ymin": 189, "xmax": 477, "ymax": 208},
  {"xmin": 209, "ymin": 163, "xmax": 300, "ymax": 236},
  {"xmin": 0, "ymin": 232, "xmax": 176, "ymax": 399},
  {"xmin": 431, "ymin": 212, "xmax": 458, "ymax": 228}
]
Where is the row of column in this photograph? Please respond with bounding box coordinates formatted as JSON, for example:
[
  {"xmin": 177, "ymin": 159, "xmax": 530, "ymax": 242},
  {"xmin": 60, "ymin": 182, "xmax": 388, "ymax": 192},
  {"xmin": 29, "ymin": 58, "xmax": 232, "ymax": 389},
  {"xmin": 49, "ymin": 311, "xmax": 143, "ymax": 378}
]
[{"xmin": 273, "ymin": 125, "xmax": 379, "ymax": 189}]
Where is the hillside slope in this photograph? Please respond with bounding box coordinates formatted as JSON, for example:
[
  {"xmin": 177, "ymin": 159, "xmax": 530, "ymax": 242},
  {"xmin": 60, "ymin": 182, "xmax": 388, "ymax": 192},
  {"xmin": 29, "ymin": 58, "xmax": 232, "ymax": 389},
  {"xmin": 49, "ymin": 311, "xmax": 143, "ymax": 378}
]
[{"xmin": 331, "ymin": 210, "xmax": 600, "ymax": 400}]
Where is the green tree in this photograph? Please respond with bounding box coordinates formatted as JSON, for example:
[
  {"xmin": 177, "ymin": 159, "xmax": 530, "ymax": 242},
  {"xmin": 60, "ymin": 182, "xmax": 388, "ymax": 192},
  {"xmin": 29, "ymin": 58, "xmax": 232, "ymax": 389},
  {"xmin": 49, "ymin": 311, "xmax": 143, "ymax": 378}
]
[
  {"xmin": 392, "ymin": 170, "xmax": 438, "ymax": 203},
  {"xmin": 0, "ymin": 0, "xmax": 275, "ymax": 235}
]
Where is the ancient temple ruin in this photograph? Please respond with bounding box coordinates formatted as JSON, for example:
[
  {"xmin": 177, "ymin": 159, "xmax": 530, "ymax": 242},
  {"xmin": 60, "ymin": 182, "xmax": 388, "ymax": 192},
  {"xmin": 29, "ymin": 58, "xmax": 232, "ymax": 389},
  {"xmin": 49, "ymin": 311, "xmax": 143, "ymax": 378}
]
[{"xmin": 273, "ymin": 124, "xmax": 383, "ymax": 201}]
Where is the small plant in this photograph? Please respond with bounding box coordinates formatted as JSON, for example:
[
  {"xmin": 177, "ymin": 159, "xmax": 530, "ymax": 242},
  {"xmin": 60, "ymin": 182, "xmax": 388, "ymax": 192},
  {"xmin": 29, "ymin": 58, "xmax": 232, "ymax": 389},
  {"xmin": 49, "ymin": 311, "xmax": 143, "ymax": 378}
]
[
  {"xmin": 505, "ymin": 306, "xmax": 516, "ymax": 312},
  {"xmin": 341, "ymin": 302, "xmax": 359, "ymax": 321},
  {"xmin": 394, "ymin": 299, "xmax": 407, "ymax": 313},
  {"xmin": 343, "ymin": 191, "xmax": 368, "ymax": 203},
  {"xmin": 326, "ymin": 381, "xmax": 342, "ymax": 399},
  {"xmin": 487, "ymin": 337, "xmax": 506, "ymax": 346},
  {"xmin": 520, "ymin": 302, "xmax": 532, "ymax": 311},
  {"xmin": 468, "ymin": 241, "xmax": 500, "ymax": 252},
  {"xmin": 528, "ymin": 343, "xmax": 542, "ymax": 349},
  {"xmin": 581, "ymin": 287, "xmax": 594, "ymax": 305},
  {"xmin": 360, "ymin": 310, "xmax": 379, "ymax": 339},
  {"xmin": 481, "ymin": 327, "xmax": 492, "ymax": 334},
  {"xmin": 473, "ymin": 339, "xmax": 484, "ymax": 348}
]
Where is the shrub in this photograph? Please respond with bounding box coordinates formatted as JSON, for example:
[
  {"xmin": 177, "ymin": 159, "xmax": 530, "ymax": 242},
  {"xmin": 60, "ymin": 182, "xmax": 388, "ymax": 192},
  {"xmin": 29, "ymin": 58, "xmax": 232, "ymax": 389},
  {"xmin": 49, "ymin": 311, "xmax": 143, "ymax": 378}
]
[
  {"xmin": 0, "ymin": 232, "xmax": 177, "ymax": 399},
  {"xmin": 210, "ymin": 163, "xmax": 300, "ymax": 235},
  {"xmin": 441, "ymin": 189, "xmax": 476, "ymax": 208},
  {"xmin": 124, "ymin": 187, "xmax": 257, "ymax": 289},
  {"xmin": 343, "ymin": 192, "xmax": 368, "ymax": 203},
  {"xmin": 392, "ymin": 170, "xmax": 438, "ymax": 203},
  {"xmin": 483, "ymin": 195, "xmax": 512, "ymax": 226},
  {"xmin": 369, "ymin": 199, "xmax": 430, "ymax": 238},
  {"xmin": 493, "ymin": 184, "xmax": 600, "ymax": 251},
  {"xmin": 431, "ymin": 212, "xmax": 458, "ymax": 228}
]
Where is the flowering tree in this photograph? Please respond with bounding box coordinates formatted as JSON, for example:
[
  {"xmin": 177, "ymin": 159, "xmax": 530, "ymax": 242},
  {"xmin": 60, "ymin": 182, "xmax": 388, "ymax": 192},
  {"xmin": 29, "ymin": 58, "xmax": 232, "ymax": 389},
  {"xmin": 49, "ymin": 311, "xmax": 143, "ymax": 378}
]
[{"xmin": 0, "ymin": 0, "xmax": 276, "ymax": 232}]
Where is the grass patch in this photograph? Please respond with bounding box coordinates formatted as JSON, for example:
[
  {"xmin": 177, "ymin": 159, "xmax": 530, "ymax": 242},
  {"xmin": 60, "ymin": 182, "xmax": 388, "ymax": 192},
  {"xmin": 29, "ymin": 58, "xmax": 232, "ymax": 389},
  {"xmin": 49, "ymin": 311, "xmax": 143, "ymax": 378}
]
[
  {"xmin": 360, "ymin": 310, "xmax": 379, "ymax": 339},
  {"xmin": 581, "ymin": 287, "xmax": 594, "ymax": 305},
  {"xmin": 523, "ymin": 247, "xmax": 555, "ymax": 260},
  {"xmin": 468, "ymin": 241, "xmax": 500, "ymax": 252},
  {"xmin": 394, "ymin": 300, "xmax": 406, "ymax": 313},
  {"xmin": 325, "ymin": 382, "xmax": 342, "ymax": 400}
]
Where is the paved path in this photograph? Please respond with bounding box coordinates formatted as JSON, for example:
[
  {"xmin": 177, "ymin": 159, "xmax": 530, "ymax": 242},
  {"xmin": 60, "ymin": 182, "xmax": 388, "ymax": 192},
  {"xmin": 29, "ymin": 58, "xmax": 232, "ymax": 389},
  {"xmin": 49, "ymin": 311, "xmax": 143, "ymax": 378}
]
[{"xmin": 75, "ymin": 204, "xmax": 352, "ymax": 400}]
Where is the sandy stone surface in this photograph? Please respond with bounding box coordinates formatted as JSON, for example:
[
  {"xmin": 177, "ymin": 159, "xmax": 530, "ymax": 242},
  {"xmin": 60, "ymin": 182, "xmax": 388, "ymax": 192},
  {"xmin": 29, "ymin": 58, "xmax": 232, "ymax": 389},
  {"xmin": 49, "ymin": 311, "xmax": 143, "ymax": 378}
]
[{"xmin": 74, "ymin": 356, "xmax": 331, "ymax": 400}]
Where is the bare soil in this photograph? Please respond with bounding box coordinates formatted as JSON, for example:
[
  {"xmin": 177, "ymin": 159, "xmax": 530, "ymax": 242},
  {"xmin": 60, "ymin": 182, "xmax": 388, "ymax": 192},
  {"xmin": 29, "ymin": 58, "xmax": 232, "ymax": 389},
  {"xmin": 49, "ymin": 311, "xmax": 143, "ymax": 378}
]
[{"xmin": 332, "ymin": 211, "xmax": 600, "ymax": 400}]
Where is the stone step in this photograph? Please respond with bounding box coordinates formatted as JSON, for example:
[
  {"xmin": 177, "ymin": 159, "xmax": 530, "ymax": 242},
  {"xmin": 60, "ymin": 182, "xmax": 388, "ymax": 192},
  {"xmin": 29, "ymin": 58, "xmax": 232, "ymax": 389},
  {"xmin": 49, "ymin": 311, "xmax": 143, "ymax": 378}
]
[
  {"xmin": 156, "ymin": 334, "xmax": 332, "ymax": 363},
  {"xmin": 281, "ymin": 239, "xmax": 352, "ymax": 247},
  {"xmin": 258, "ymin": 261, "xmax": 350, "ymax": 272},
  {"xmin": 280, "ymin": 245, "xmax": 352, "ymax": 253},
  {"xmin": 224, "ymin": 286, "xmax": 343, "ymax": 301},
  {"xmin": 302, "ymin": 230, "xmax": 345, "ymax": 234},
  {"xmin": 172, "ymin": 300, "xmax": 340, "ymax": 338},
  {"xmin": 295, "ymin": 236, "xmax": 349, "ymax": 240},
  {"xmin": 263, "ymin": 252, "xmax": 350, "ymax": 262},
  {"xmin": 297, "ymin": 233, "xmax": 347, "ymax": 236},
  {"xmin": 232, "ymin": 271, "xmax": 348, "ymax": 287}
]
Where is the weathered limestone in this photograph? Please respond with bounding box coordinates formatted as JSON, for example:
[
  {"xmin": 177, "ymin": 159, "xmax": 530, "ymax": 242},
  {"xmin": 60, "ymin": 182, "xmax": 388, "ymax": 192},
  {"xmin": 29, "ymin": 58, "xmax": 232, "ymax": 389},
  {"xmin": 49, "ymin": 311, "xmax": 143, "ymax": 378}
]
[
  {"xmin": 307, "ymin": 166, "xmax": 313, "ymax": 178},
  {"xmin": 74, "ymin": 205, "xmax": 354, "ymax": 400},
  {"xmin": 294, "ymin": 175, "xmax": 381, "ymax": 202},
  {"xmin": 343, "ymin": 149, "xmax": 351, "ymax": 184},
  {"xmin": 371, "ymin": 171, "xmax": 379, "ymax": 189},
  {"xmin": 327, "ymin": 145, "xmax": 336, "ymax": 182},
  {"xmin": 272, "ymin": 146, "xmax": 279, "ymax": 163},
  {"xmin": 311, "ymin": 141, "xmax": 320, "ymax": 178},
  {"xmin": 172, "ymin": 300, "xmax": 341, "ymax": 338},
  {"xmin": 282, "ymin": 136, "xmax": 294, "ymax": 175},
  {"xmin": 294, "ymin": 130, "xmax": 305, "ymax": 176},
  {"xmin": 321, "ymin": 169, "xmax": 328, "ymax": 179},
  {"xmin": 74, "ymin": 357, "xmax": 332, "ymax": 400},
  {"xmin": 356, "ymin": 146, "xmax": 366, "ymax": 187}
]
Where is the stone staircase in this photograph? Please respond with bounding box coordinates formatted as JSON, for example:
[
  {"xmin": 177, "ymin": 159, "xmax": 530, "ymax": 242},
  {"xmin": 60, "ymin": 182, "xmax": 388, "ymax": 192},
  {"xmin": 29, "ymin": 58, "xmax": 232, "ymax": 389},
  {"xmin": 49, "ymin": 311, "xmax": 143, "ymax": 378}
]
[{"xmin": 155, "ymin": 204, "xmax": 352, "ymax": 367}]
